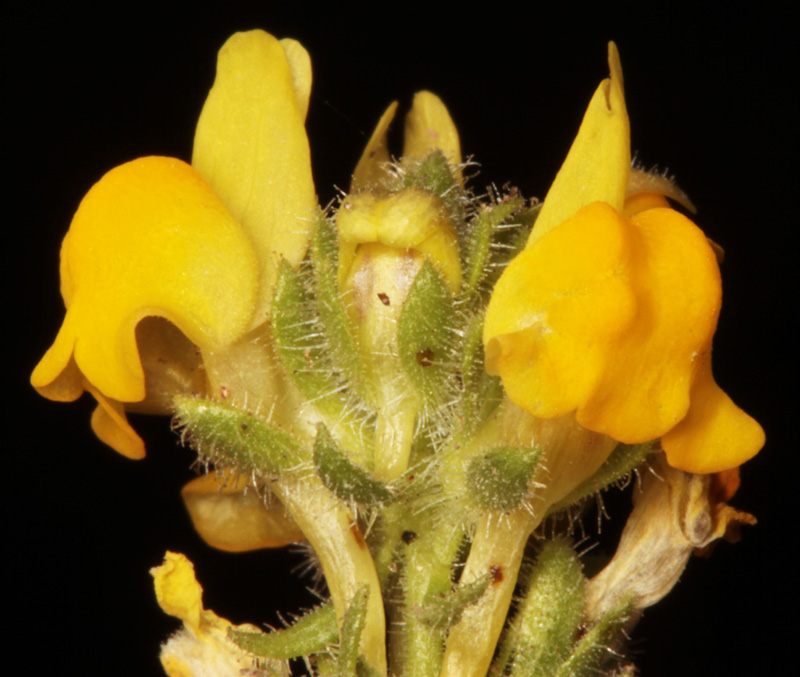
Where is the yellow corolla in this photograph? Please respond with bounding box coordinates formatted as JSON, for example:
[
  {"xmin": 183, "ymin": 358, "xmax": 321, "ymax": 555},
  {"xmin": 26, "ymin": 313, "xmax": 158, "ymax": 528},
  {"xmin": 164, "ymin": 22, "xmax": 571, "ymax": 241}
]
[
  {"xmin": 151, "ymin": 551, "xmax": 288, "ymax": 676},
  {"xmin": 484, "ymin": 43, "xmax": 764, "ymax": 474},
  {"xmin": 30, "ymin": 30, "xmax": 316, "ymax": 458}
]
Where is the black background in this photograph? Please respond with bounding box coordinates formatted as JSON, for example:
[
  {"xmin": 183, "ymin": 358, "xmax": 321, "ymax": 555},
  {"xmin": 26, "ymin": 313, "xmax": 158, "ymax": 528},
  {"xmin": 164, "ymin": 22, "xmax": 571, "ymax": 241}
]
[{"xmin": 9, "ymin": 2, "xmax": 793, "ymax": 675}]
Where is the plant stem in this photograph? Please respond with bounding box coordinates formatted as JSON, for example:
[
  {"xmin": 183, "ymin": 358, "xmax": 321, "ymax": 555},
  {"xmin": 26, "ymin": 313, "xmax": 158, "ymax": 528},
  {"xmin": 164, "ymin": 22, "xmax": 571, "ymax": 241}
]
[
  {"xmin": 439, "ymin": 510, "xmax": 537, "ymax": 677},
  {"xmin": 273, "ymin": 475, "xmax": 387, "ymax": 675}
]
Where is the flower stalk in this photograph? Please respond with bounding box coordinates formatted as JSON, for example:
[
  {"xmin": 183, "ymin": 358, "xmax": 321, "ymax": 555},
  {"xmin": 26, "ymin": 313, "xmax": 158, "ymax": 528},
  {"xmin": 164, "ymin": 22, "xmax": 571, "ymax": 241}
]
[{"xmin": 32, "ymin": 29, "xmax": 763, "ymax": 677}]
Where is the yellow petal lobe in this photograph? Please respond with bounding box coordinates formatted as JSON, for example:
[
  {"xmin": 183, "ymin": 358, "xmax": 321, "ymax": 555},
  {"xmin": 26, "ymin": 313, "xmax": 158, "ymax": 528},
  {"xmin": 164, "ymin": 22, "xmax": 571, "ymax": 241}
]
[
  {"xmin": 279, "ymin": 38, "xmax": 312, "ymax": 120},
  {"xmin": 485, "ymin": 203, "xmax": 636, "ymax": 417},
  {"xmin": 88, "ymin": 387, "xmax": 146, "ymax": 460},
  {"xmin": 31, "ymin": 156, "xmax": 258, "ymax": 404},
  {"xmin": 152, "ymin": 552, "xmax": 204, "ymax": 635},
  {"xmin": 192, "ymin": 30, "xmax": 316, "ymax": 323},
  {"xmin": 661, "ymin": 356, "xmax": 765, "ymax": 474},
  {"xmin": 182, "ymin": 473, "xmax": 305, "ymax": 552},
  {"xmin": 528, "ymin": 42, "xmax": 630, "ymax": 246},
  {"xmin": 352, "ymin": 101, "xmax": 399, "ymax": 190},
  {"xmin": 577, "ymin": 207, "xmax": 722, "ymax": 442},
  {"xmin": 403, "ymin": 91, "xmax": 462, "ymax": 168},
  {"xmin": 337, "ymin": 189, "xmax": 461, "ymax": 291},
  {"xmin": 152, "ymin": 552, "xmax": 269, "ymax": 676}
]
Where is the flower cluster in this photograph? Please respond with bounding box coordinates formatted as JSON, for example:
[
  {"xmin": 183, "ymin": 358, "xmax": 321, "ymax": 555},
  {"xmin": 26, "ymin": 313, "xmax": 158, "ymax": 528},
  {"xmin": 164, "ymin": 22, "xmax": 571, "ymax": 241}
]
[{"xmin": 31, "ymin": 29, "xmax": 764, "ymax": 677}]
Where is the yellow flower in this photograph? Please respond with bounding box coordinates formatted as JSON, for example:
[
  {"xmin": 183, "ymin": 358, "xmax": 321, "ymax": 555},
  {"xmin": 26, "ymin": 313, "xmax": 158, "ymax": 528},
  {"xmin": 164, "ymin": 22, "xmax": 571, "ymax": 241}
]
[
  {"xmin": 30, "ymin": 30, "xmax": 316, "ymax": 458},
  {"xmin": 483, "ymin": 43, "xmax": 764, "ymax": 474},
  {"xmin": 151, "ymin": 551, "xmax": 289, "ymax": 677}
]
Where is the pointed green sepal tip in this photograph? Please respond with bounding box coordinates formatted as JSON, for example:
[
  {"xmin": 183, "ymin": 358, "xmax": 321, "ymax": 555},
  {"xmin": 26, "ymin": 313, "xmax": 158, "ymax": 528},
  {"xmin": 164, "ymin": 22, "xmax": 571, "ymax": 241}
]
[
  {"xmin": 310, "ymin": 211, "xmax": 366, "ymax": 396},
  {"xmin": 553, "ymin": 596, "xmax": 633, "ymax": 677},
  {"xmin": 272, "ymin": 259, "xmax": 333, "ymax": 399},
  {"xmin": 173, "ymin": 395, "xmax": 305, "ymax": 474},
  {"xmin": 418, "ymin": 573, "xmax": 489, "ymax": 630},
  {"xmin": 314, "ymin": 423, "xmax": 394, "ymax": 506},
  {"xmin": 466, "ymin": 446, "xmax": 542, "ymax": 511},
  {"xmin": 228, "ymin": 602, "xmax": 338, "ymax": 659},
  {"xmin": 399, "ymin": 150, "xmax": 462, "ymax": 218},
  {"xmin": 338, "ymin": 586, "xmax": 371, "ymax": 676},
  {"xmin": 462, "ymin": 193, "xmax": 527, "ymax": 299}
]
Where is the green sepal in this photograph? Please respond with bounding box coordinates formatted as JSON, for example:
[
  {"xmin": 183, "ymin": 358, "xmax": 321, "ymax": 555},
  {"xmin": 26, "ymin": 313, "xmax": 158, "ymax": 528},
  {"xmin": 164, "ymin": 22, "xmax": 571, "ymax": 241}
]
[
  {"xmin": 462, "ymin": 193, "xmax": 525, "ymax": 300},
  {"xmin": 337, "ymin": 586, "xmax": 371, "ymax": 676},
  {"xmin": 311, "ymin": 211, "xmax": 366, "ymax": 398},
  {"xmin": 501, "ymin": 539, "xmax": 586, "ymax": 677},
  {"xmin": 417, "ymin": 573, "xmax": 489, "ymax": 630},
  {"xmin": 458, "ymin": 311, "xmax": 503, "ymax": 434},
  {"xmin": 314, "ymin": 424, "xmax": 394, "ymax": 506},
  {"xmin": 397, "ymin": 150, "xmax": 463, "ymax": 222},
  {"xmin": 173, "ymin": 395, "xmax": 305, "ymax": 474},
  {"xmin": 466, "ymin": 446, "xmax": 542, "ymax": 511},
  {"xmin": 272, "ymin": 259, "xmax": 344, "ymax": 411},
  {"xmin": 397, "ymin": 260, "xmax": 456, "ymax": 409},
  {"xmin": 547, "ymin": 443, "xmax": 653, "ymax": 515},
  {"xmin": 228, "ymin": 602, "xmax": 338, "ymax": 659},
  {"xmin": 552, "ymin": 596, "xmax": 633, "ymax": 677}
]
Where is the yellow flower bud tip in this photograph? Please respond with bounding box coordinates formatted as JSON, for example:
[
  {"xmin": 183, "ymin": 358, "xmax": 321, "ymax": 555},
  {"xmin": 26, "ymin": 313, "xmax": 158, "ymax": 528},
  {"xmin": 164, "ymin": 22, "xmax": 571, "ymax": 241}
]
[
  {"xmin": 352, "ymin": 91, "xmax": 462, "ymax": 191},
  {"xmin": 484, "ymin": 201, "xmax": 764, "ymax": 474},
  {"xmin": 528, "ymin": 42, "xmax": 630, "ymax": 246},
  {"xmin": 337, "ymin": 188, "xmax": 462, "ymax": 292}
]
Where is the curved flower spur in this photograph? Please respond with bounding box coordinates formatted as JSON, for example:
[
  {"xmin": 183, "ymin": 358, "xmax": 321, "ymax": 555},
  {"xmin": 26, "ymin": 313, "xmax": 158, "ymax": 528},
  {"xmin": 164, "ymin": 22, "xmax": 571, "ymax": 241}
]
[{"xmin": 32, "ymin": 30, "xmax": 763, "ymax": 677}]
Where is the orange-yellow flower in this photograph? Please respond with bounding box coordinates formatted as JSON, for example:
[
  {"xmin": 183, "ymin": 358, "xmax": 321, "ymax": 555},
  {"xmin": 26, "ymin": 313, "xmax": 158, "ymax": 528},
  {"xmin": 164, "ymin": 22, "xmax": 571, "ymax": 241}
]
[
  {"xmin": 30, "ymin": 30, "xmax": 316, "ymax": 458},
  {"xmin": 484, "ymin": 44, "xmax": 764, "ymax": 474}
]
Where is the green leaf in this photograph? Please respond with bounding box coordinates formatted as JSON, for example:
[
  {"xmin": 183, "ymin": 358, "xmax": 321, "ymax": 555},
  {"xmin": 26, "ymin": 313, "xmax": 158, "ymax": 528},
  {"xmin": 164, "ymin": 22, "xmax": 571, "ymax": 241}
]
[
  {"xmin": 229, "ymin": 602, "xmax": 337, "ymax": 659},
  {"xmin": 502, "ymin": 539, "xmax": 586, "ymax": 677},
  {"xmin": 173, "ymin": 395, "xmax": 305, "ymax": 474},
  {"xmin": 314, "ymin": 424, "xmax": 394, "ymax": 506},
  {"xmin": 397, "ymin": 260, "xmax": 457, "ymax": 409},
  {"xmin": 466, "ymin": 446, "xmax": 542, "ymax": 511}
]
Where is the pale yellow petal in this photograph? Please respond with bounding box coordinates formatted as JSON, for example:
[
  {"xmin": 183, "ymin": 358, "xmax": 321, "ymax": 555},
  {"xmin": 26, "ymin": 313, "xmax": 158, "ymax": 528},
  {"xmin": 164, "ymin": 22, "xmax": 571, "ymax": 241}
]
[
  {"xmin": 192, "ymin": 30, "xmax": 316, "ymax": 322},
  {"xmin": 528, "ymin": 43, "xmax": 630, "ymax": 246},
  {"xmin": 403, "ymin": 91, "xmax": 462, "ymax": 168},
  {"xmin": 88, "ymin": 386, "xmax": 146, "ymax": 460},
  {"xmin": 279, "ymin": 38, "xmax": 312, "ymax": 120},
  {"xmin": 351, "ymin": 101, "xmax": 399, "ymax": 190},
  {"xmin": 152, "ymin": 552, "xmax": 204, "ymax": 635},
  {"xmin": 182, "ymin": 473, "xmax": 305, "ymax": 551}
]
